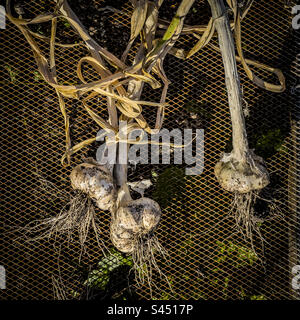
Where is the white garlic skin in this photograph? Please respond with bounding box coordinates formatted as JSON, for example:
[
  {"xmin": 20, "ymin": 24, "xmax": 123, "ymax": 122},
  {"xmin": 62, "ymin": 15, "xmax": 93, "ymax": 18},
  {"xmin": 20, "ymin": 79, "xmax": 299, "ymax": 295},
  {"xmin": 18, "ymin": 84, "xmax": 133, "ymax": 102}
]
[
  {"xmin": 70, "ymin": 162, "xmax": 116, "ymax": 211},
  {"xmin": 111, "ymin": 197, "xmax": 161, "ymax": 253},
  {"xmin": 215, "ymin": 151, "xmax": 270, "ymax": 194},
  {"xmin": 110, "ymin": 221, "xmax": 136, "ymax": 254}
]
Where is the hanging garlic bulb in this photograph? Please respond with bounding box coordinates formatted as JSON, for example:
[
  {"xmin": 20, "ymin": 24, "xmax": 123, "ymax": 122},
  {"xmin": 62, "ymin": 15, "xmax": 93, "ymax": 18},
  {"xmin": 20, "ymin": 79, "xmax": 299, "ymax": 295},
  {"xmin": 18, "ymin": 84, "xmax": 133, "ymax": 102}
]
[
  {"xmin": 111, "ymin": 197, "xmax": 161, "ymax": 253},
  {"xmin": 215, "ymin": 150, "xmax": 269, "ymax": 194},
  {"xmin": 206, "ymin": 0, "xmax": 270, "ymax": 195},
  {"xmin": 70, "ymin": 161, "xmax": 117, "ymax": 211}
]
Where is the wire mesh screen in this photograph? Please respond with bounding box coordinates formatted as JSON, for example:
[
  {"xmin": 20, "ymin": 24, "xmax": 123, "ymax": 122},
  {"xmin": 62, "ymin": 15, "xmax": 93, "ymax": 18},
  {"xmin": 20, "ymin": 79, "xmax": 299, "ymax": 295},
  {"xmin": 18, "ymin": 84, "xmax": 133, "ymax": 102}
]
[{"xmin": 0, "ymin": 0, "xmax": 299, "ymax": 300}]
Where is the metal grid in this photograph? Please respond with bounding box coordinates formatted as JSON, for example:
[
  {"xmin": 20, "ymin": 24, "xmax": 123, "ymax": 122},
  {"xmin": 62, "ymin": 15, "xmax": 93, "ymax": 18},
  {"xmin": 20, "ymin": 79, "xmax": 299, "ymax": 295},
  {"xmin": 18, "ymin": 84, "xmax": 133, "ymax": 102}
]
[{"xmin": 0, "ymin": 0, "xmax": 299, "ymax": 300}]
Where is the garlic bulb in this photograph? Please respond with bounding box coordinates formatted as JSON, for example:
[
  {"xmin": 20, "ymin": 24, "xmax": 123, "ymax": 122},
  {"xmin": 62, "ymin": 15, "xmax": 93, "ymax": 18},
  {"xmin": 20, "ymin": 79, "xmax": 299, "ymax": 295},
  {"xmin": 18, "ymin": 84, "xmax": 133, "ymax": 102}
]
[
  {"xmin": 215, "ymin": 150, "xmax": 269, "ymax": 194},
  {"xmin": 111, "ymin": 198, "xmax": 161, "ymax": 253},
  {"xmin": 110, "ymin": 221, "xmax": 136, "ymax": 254},
  {"xmin": 70, "ymin": 162, "xmax": 116, "ymax": 211}
]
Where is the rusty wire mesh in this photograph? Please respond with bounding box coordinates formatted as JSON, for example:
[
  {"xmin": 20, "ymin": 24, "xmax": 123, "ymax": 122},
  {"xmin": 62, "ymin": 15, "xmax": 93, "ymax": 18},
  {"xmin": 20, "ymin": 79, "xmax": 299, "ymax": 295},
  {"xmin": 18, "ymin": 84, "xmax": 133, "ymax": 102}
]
[{"xmin": 0, "ymin": 0, "xmax": 299, "ymax": 300}]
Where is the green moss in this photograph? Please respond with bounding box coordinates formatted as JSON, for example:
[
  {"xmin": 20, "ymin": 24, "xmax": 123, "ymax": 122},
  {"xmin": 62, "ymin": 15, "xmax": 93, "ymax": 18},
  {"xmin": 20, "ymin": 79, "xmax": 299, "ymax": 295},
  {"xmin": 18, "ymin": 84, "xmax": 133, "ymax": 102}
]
[
  {"xmin": 183, "ymin": 100, "xmax": 212, "ymax": 119},
  {"xmin": 207, "ymin": 241, "xmax": 259, "ymax": 299},
  {"xmin": 240, "ymin": 288, "xmax": 266, "ymax": 300},
  {"xmin": 215, "ymin": 240, "xmax": 257, "ymax": 268},
  {"xmin": 84, "ymin": 248, "xmax": 133, "ymax": 291},
  {"xmin": 225, "ymin": 128, "xmax": 285, "ymax": 158},
  {"xmin": 152, "ymin": 167, "xmax": 185, "ymax": 208},
  {"xmin": 254, "ymin": 128, "xmax": 285, "ymax": 158},
  {"xmin": 63, "ymin": 21, "xmax": 71, "ymax": 29},
  {"xmin": 33, "ymin": 70, "xmax": 43, "ymax": 82},
  {"xmin": 36, "ymin": 24, "xmax": 44, "ymax": 35},
  {"xmin": 4, "ymin": 65, "xmax": 18, "ymax": 83},
  {"xmin": 250, "ymin": 294, "xmax": 266, "ymax": 300}
]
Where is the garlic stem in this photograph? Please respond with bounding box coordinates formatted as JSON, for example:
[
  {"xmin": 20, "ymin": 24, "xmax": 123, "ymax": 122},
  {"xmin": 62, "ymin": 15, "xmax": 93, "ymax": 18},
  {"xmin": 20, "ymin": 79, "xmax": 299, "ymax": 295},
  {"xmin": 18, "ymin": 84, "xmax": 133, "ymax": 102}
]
[{"xmin": 208, "ymin": 0, "xmax": 249, "ymax": 162}]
